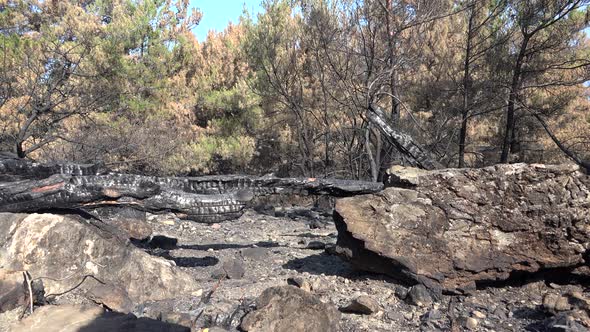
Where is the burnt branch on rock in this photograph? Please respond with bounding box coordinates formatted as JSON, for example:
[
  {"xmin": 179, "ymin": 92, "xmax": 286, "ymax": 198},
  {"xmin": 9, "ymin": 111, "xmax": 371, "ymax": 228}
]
[{"xmin": 0, "ymin": 156, "xmax": 383, "ymax": 222}]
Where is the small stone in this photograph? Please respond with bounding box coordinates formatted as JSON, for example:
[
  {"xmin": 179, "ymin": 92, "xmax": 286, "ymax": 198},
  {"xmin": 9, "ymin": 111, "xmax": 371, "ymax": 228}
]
[
  {"xmin": 543, "ymin": 294, "xmax": 558, "ymax": 310},
  {"xmin": 86, "ymin": 284, "xmax": 133, "ymax": 314},
  {"xmin": 568, "ymin": 291, "xmax": 590, "ymax": 311},
  {"xmin": 211, "ymin": 259, "xmax": 246, "ymax": 280},
  {"xmin": 160, "ymin": 312, "xmax": 193, "ymax": 328},
  {"xmin": 420, "ymin": 308, "xmax": 442, "ymax": 322},
  {"xmin": 192, "ymin": 289, "xmax": 203, "ymax": 297},
  {"xmin": 160, "ymin": 219, "xmax": 176, "ymax": 226},
  {"xmin": 471, "ymin": 310, "xmax": 486, "ymax": 319},
  {"xmin": 339, "ymin": 295, "xmax": 379, "ymax": 315},
  {"xmin": 406, "ymin": 285, "xmax": 432, "ymax": 307},
  {"xmin": 544, "ymin": 293, "xmax": 572, "ymax": 313},
  {"xmin": 306, "ymin": 241, "xmax": 326, "ymax": 250},
  {"xmin": 287, "ymin": 277, "xmax": 311, "ymax": 292},
  {"xmin": 394, "ymin": 285, "xmax": 409, "ymax": 300},
  {"xmin": 465, "ymin": 317, "xmax": 478, "ymax": 330},
  {"xmin": 308, "ymin": 220, "xmax": 325, "ymax": 229},
  {"xmin": 210, "ymin": 223, "xmax": 221, "ymax": 230},
  {"xmin": 492, "ymin": 305, "xmax": 508, "ymax": 319},
  {"xmin": 555, "ymin": 296, "xmax": 572, "ymax": 312},
  {"xmin": 310, "ymin": 279, "xmax": 324, "ymax": 292}
]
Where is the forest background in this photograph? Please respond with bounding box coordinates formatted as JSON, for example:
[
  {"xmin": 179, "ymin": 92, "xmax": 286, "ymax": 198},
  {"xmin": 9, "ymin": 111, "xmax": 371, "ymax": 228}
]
[{"xmin": 1, "ymin": 0, "xmax": 589, "ymax": 181}]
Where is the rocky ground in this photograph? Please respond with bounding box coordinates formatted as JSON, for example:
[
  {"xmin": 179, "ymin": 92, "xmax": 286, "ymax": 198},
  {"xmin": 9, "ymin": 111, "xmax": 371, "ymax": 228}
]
[
  {"xmin": 2, "ymin": 204, "xmax": 588, "ymax": 331},
  {"xmin": 137, "ymin": 208, "xmax": 590, "ymax": 332}
]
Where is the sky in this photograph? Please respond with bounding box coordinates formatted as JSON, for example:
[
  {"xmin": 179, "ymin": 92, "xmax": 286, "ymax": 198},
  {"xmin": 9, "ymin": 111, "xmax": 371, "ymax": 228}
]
[
  {"xmin": 190, "ymin": 0, "xmax": 263, "ymax": 40},
  {"xmin": 190, "ymin": 1, "xmax": 590, "ymax": 40}
]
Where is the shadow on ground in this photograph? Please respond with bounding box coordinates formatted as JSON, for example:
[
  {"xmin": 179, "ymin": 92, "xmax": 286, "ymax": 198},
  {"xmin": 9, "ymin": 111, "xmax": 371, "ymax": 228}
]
[
  {"xmin": 283, "ymin": 252, "xmax": 420, "ymax": 287},
  {"xmin": 131, "ymin": 235, "xmax": 283, "ymax": 267},
  {"xmin": 133, "ymin": 235, "xmax": 282, "ymax": 251},
  {"xmin": 78, "ymin": 311, "xmax": 189, "ymax": 332},
  {"xmin": 283, "ymin": 252, "xmax": 358, "ymax": 277},
  {"xmin": 158, "ymin": 251, "xmax": 220, "ymax": 268},
  {"xmin": 178, "ymin": 241, "xmax": 281, "ymax": 251}
]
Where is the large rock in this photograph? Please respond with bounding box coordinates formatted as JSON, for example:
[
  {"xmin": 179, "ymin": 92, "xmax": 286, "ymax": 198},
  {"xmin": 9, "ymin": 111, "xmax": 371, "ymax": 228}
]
[
  {"xmin": 10, "ymin": 304, "xmax": 189, "ymax": 332},
  {"xmin": 240, "ymin": 285, "xmax": 340, "ymax": 332},
  {"xmin": 334, "ymin": 163, "xmax": 590, "ymax": 294},
  {"xmin": 0, "ymin": 213, "xmax": 199, "ymax": 303}
]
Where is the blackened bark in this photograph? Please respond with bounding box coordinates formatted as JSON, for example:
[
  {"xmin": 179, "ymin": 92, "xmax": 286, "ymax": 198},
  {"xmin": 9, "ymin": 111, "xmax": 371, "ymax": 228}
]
[
  {"xmin": 533, "ymin": 113, "xmax": 590, "ymax": 173},
  {"xmin": 459, "ymin": 3, "xmax": 475, "ymax": 168},
  {"xmin": 366, "ymin": 105, "xmax": 442, "ymax": 170},
  {"xmin": 0, "ymin": 156, "xmax": 384, "ymax": 222},
  {"xmin": 500, "ymin": 36, "xmax": 529, "ymax": 163}
]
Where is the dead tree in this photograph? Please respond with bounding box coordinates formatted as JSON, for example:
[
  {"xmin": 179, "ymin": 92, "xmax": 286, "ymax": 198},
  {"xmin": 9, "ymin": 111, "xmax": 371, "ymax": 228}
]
[
  {"xmin": 532, "ymin": 113, "xmax": 590, "ymax": 174},
  {"xmin": 366, "ymin": 105, "xmax": 443, "ymax": 170}
]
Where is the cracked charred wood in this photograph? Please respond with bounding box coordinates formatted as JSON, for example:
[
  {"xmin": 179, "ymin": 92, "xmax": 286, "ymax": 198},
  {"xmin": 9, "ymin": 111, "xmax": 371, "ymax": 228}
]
[
  {"xmin": 0, "ymin": 156, "xmax": 383, "ymax": 222},
  {"xmin": 157, "ymin": 175, "xmax": 384, "ymax": 196},
  {"xmin": 0, "ymin": 155, "xmax": 103, "ymax": 181},
  {"xmin": 0, "ymin": 157, "xmax": 383, "ymax": 196},
  {"xmin": 0, "ymin": 174, "xmax": 249, "ymax": 223},
  {"xmin": 366, "ymin": 105, "xmax": 443, "ymax": 170}
]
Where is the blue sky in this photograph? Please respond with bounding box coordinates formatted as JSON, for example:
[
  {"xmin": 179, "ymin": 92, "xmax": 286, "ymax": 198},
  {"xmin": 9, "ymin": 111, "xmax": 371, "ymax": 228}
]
[
  {"xmin": 190, "ymin": 0, "xmax": 263, "ymax": 40},
  {"xmin": 189, "ymin": 1, "xmax": 590, "ymax": 44}
]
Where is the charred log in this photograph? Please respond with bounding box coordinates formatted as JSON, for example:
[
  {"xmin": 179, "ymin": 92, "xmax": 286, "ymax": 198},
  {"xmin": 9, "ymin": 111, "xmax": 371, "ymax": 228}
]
[
  {"xmin": 0, "ymin": 157, "xmax": 383, "ymax": 222},
  {"xmin": 164, "ymin": 175, "xmax": 385, "ymax": 196},
  {"xmin": 0, "ymin": 174, "xmax": 248, "ymax": 222}
]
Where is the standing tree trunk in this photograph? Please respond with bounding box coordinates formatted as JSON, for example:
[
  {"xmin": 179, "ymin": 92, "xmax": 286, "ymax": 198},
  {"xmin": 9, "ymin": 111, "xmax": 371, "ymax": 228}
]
[
  {"xmin": 385, "ymin": 0, "xmax": 400, "ymax": 126},
  {"xmin": 458, "ymin": 3, "xmax": 476, "ymax": 168},
  {"xmin": 365, "ymin": 123, "xmax": 378, "ymax": 182},
  {"xmin": 500, "ymin": 36, "xmax": 529, "ymax": 163}
]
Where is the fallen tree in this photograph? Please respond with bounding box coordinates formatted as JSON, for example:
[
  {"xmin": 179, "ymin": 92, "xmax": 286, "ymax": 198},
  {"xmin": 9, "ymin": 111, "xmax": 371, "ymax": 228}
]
[
  {"xmin": 0, "ymin": 156, "xmax": 383, "ymax": 222},
  {"xmin": 531, "ymin": 112, "xmax": 590, "ymax": 174},
  {"xmin": 366, "ymin": 105, "xmax": 443, "ymax": 170}
]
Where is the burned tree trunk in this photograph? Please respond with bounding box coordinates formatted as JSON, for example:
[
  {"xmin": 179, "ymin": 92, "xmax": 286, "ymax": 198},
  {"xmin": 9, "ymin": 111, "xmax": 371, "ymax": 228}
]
[
  {"xmin": 0, "ymin": 156, "xmax": 383, "ymax": 223},
  {"xmin": 366, "ymin": 105, "xmax": 442, "ymax": 170}
]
